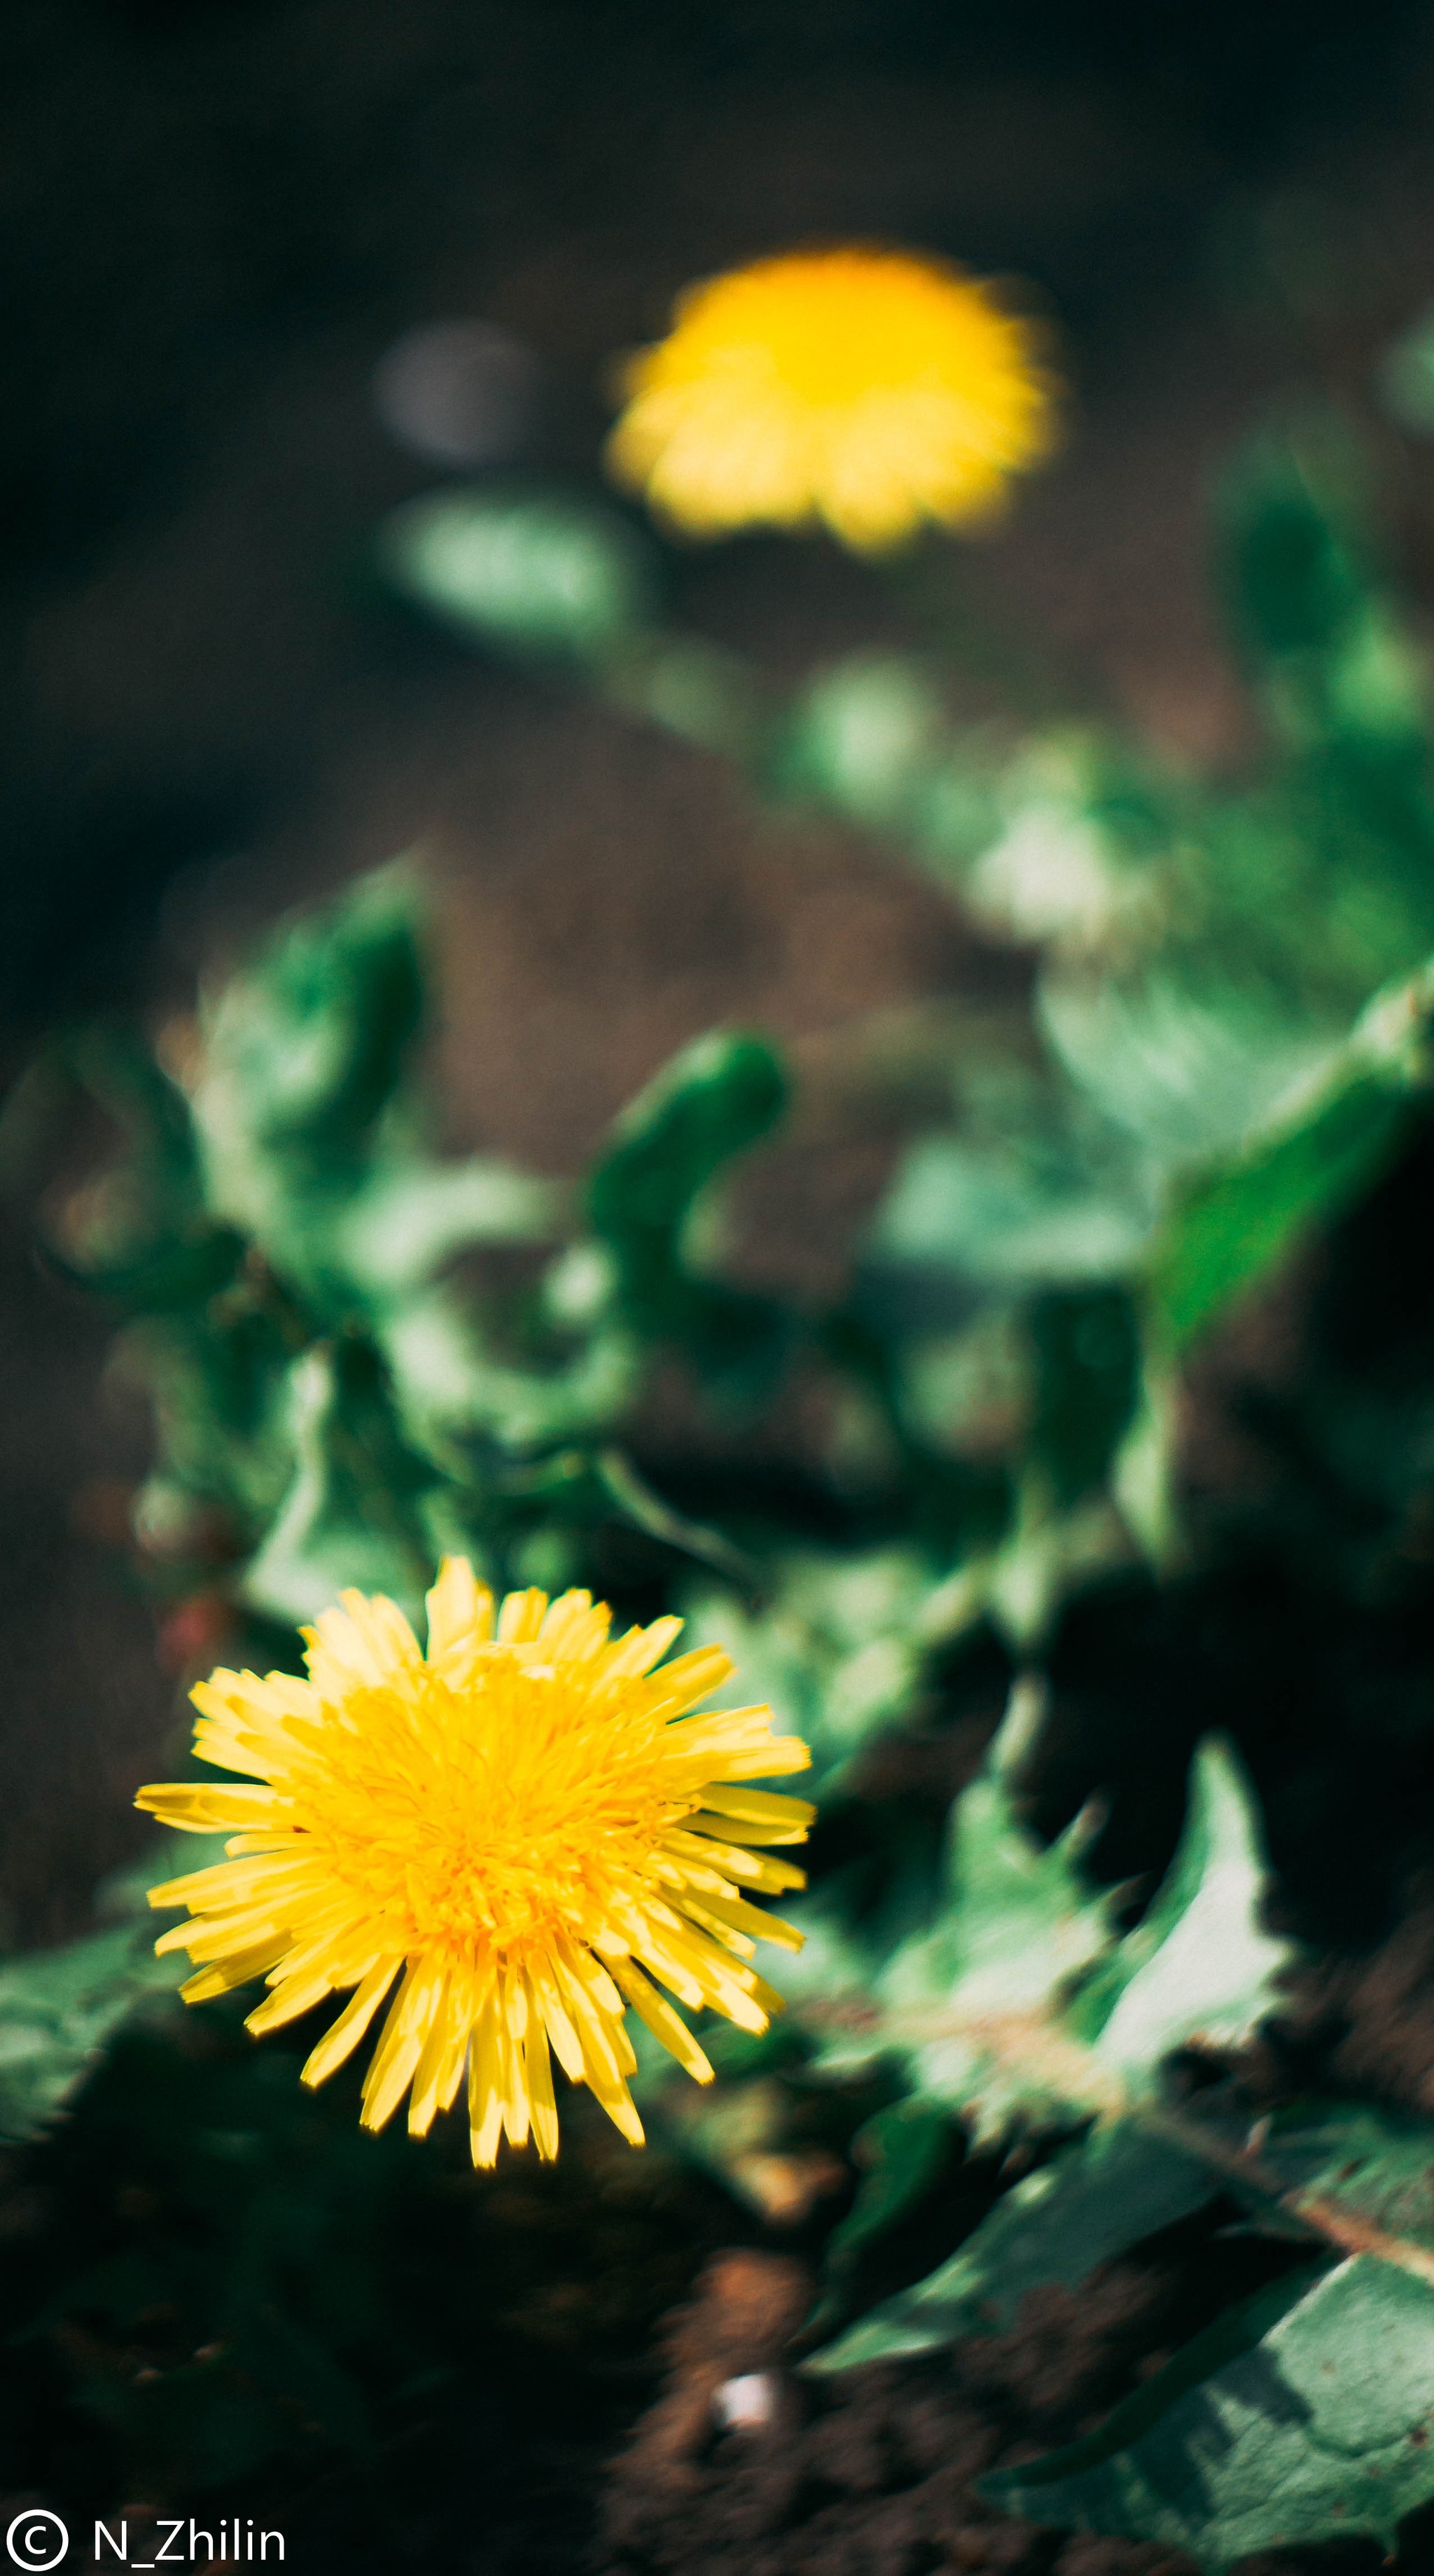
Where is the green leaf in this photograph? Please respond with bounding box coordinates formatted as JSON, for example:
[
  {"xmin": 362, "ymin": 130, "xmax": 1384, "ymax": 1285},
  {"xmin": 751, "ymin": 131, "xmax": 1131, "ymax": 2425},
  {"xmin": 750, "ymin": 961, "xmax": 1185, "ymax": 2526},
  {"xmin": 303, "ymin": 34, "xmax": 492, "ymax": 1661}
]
[
  {"xmin": 1146, "ymin": 1067, "xmax": 1413, "ymax": 1351},
  {"xmin": 194, "ymin": 863, "xmax": 426, "ymax": 1269},
  {"xmin": 242, "ymin": 1339, "xmax": 444, "ymax": 1628},
  {"xmin": 867, "ymin": 1692, "xmax": 1119, "ymax": 2140},
  {"xmin": 1074, "ymin": 1737, "xmax": 1297, "ymax": 2084},
  {"xmin": 868, "ymin": 1125, "xmax": 1151, "ymax": 1303},
  {"xmin": 0, "ymin": 1924, "xmax": 181, "ymax": 2144},
  {"xmin": 1375, "ymin": 304, "xmax": 1434, "ymax": 436},
  {"xmin": 812, "ymin": 2119, "xmax": 1218, "ymax": 2371},
  {"xmin": 1129, "ymin": 942, "xmax": 1434, "ymax": 1353},
  {"xmin": 587, "ymin": 1029, "xmax": 789, "ymax": 1385},
  {"xmin": 54, "ymin": 1026, "xmax": 244, "ymax": 1315},
  {"xmin": 378, "ymin": 1289, "xmax": 636, "ymax": 1452},
  {"xmin": 1039, "ymin": 970, "xmax": 1335, "ymax": 1179},
  {"xmin": 338, "ymin": 1156, "xmax": 565, "ymax": 1300},
  {"xmin": 823, "ymin": 1720, "xmax": 1295, "ymax": 2147},
  {"xmin": 974, "ymin": 1480, "xmax": 1137, "ymax": 1653},
  {"xmin": 594, "ymin": 1448, "xmax": 761, "ymax": 1596},
  {"xmin": 980, "ymin": 2255, "xmax": 1434, "ymax": 2568},
  {"xmin": 774, "ymin": 654, "xmax": 949, "ymax": 835},
  {"xmin": 681, "ymin": 1546, "xmax": 936, "ymax": 1800},
  {"xmin": 1195, "ymin": 2095, "xmax": 1434, "ymax": 2278},
  {"xmin": 379, "ymin": 487, "xmax": 657, "ymax": 661},
  {"xmin": 1028, "ymin": 1286, "xmax": 1141, "ymax": 1507},
  {"xmin": 807, "ymin": 2099, "xmax": 956, "ymax": 2337},
  {"xmin": 125, "ymin": 1286, "xmax": 298, "ymax": 1540},
  {"xmin": 1219, "ymin": 437, "xmax": 1372, "ymax": 669}
]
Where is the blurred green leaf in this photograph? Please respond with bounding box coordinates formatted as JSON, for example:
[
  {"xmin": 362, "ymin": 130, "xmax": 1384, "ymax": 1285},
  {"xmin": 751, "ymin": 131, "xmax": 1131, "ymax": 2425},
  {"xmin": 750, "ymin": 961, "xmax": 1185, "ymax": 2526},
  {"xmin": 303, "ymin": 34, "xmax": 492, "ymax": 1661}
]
[
  {"xmin": 1148, "ymin": 1074, "xmax": 1412, "ymax": 1350},
  {"xmin": 683, "ymin": 1546, "xmax": 935, "ymax": 1800},
  {"xmin": 1029, "ymin": 1286, "xmax": 1141, "ymax": 1505},
  {"xmin": 242, "ymin": 1337, "xmax": 445, "ymax": 1627},
  {"xmin": 194, "ymin": 863, "xmax": 426, "ymax": 1270},
  {"xmin": 339, "ymin": 1156, "xmax": 565, "ymax": 1300},
  {"xmin": 125, "ymin": 1285, "xmax": 298, "ymax": 1541},
  {"xmin": 595, "ymin": 1448, "xmax": 760, "ymax": 1596},
  {"xmin": 1197, "ymin": 2096, "xmax": 1434, "ymax": 2264},
  {"xmin": 774, "ymin": 654, "xmax": 949, "ymax": 835},
  {"xmin": 1039, "ymin": 973, "xmax": 1334, "ymax": 1174},
  {"xmin": 1143, "ymin": 951, "xmax": 1434, "ymax": 1349},
  {"xmin": 868, "ymin": 1122, "xmax": 1150, "ymax": 1308},
  {"xmin": 379, "ymin": 1287, "xmax": 636, "ymax": 1454},
  {"xmin": 380, "ymin": 486, "xmax": 657, "ymax": 660},
  {"xmin": 587, "ymin": 1028, "xmax": 789, "ymax": 1388},
  {"xmin": 0, "ymin": 1923, "xmax": 180, "ymax": 2145},
  {"xmin": 54, "ymin": 1028, "xmax": 245, "ymax": 1315},
  {"xmin": 1220, "ymin": 437, "xmax": 1372, "ymax": 670},
  {"xmin": 862, "ymin": 1690, "xmax": 1118, "ymax": 2141}
]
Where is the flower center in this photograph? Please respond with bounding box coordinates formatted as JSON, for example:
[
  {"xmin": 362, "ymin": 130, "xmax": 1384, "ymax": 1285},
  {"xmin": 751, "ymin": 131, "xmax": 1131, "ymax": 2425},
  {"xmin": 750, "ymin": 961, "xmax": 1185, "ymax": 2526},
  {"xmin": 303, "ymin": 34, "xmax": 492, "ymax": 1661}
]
[{"xmin": 299, "ymin": 1655, "xmax": 683, "ymax": 1966}]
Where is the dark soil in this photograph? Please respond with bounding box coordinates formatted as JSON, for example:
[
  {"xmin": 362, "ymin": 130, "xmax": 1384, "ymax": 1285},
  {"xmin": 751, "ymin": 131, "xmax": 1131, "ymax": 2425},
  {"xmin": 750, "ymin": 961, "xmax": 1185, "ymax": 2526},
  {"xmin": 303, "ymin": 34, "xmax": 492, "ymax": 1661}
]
[{"xmin": 601, "ymin": 2232, "xmax": 1294, "ymax": 2576}]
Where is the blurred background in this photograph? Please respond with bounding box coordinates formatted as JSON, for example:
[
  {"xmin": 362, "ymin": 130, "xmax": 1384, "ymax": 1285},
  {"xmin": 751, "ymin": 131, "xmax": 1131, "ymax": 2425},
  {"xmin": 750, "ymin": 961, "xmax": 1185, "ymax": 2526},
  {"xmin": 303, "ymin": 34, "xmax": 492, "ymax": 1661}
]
[{"xmin": 6, "ymin": 0, "xmax": 1434, "ymax": 1941}]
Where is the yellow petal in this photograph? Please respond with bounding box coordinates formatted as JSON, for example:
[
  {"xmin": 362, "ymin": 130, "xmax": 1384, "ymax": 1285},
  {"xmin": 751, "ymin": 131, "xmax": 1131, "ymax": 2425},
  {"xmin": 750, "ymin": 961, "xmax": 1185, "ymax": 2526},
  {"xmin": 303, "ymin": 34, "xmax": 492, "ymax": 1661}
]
[
  {"xmin": 609, "ymin": 1956, "xmax": 712, "ymax": 2084},
  {"xmin": 468, "ymin": 1987, "xmax": 506, "ymax": 2166},
  {"xmin": 523, "ymin": 1989, "xmax": 560, "ymax": 2161},
  {"xmin": 496, "ymin": 1587, "xmax": 548, "ymax": 1644},
  {"xmin": 425, "ymin": 1557, "xmax": 494, "ymax": 1666},
  {"xmin": 301, "ymin": 1958, "xmax": 402, "ymax": 2089}
]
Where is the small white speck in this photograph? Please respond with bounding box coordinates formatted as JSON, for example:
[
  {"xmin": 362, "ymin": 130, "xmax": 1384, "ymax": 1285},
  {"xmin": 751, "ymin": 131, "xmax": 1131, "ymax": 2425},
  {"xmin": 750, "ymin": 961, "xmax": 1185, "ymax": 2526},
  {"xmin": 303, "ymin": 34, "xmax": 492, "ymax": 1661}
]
[{"xmin": 714, "ymin": 2371, "xmax": 777, "ymax": 2430}]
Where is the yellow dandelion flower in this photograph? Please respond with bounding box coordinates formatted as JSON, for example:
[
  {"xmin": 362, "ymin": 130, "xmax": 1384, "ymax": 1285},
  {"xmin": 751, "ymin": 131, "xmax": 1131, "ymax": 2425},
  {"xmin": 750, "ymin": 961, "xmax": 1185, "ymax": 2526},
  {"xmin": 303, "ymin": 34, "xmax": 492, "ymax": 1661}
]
[
  {"xmin": 606, "ymin": 244, "xmax": 1058, "ymax": 554},
  {"xmin": 137, "ymin": 1563, "xmax": 812, "ymax": 2164}
]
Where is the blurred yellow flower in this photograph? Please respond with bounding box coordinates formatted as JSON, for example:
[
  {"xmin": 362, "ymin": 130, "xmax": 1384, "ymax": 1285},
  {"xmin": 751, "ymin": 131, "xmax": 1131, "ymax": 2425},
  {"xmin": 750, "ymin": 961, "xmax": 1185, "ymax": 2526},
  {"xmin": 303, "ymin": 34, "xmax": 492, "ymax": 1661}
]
[
  {"xmin": 139, "ymin": 1564, "xmax": 812, "ymax": 2164},
  {"xmin": 606, "ymin": 245, "xmax": 1058, "ymax": 553}
]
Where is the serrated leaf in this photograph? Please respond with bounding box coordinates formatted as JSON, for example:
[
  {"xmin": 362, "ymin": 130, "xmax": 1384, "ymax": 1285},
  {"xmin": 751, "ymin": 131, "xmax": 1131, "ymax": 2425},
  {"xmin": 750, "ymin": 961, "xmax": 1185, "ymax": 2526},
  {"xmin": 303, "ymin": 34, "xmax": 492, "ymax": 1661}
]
[
  {"xmin": 980, "ymin": 2255, "xmax": 1434, "ymax": 2568},
  {"xmin": 812, "ymin": 2119, "xmax": 1218, "ymax": 2372},
  {"xmin": 835, "ymin": 1723, "xmax": 1293, "ymax": 2149},
  {"xmin": 872, "ymin": 1756, "xmax": 1117, "ymax": 2141},
  {"xmin": 1074, "ymin": 1737, "xmax": 1297, "ymax": 2085}
]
